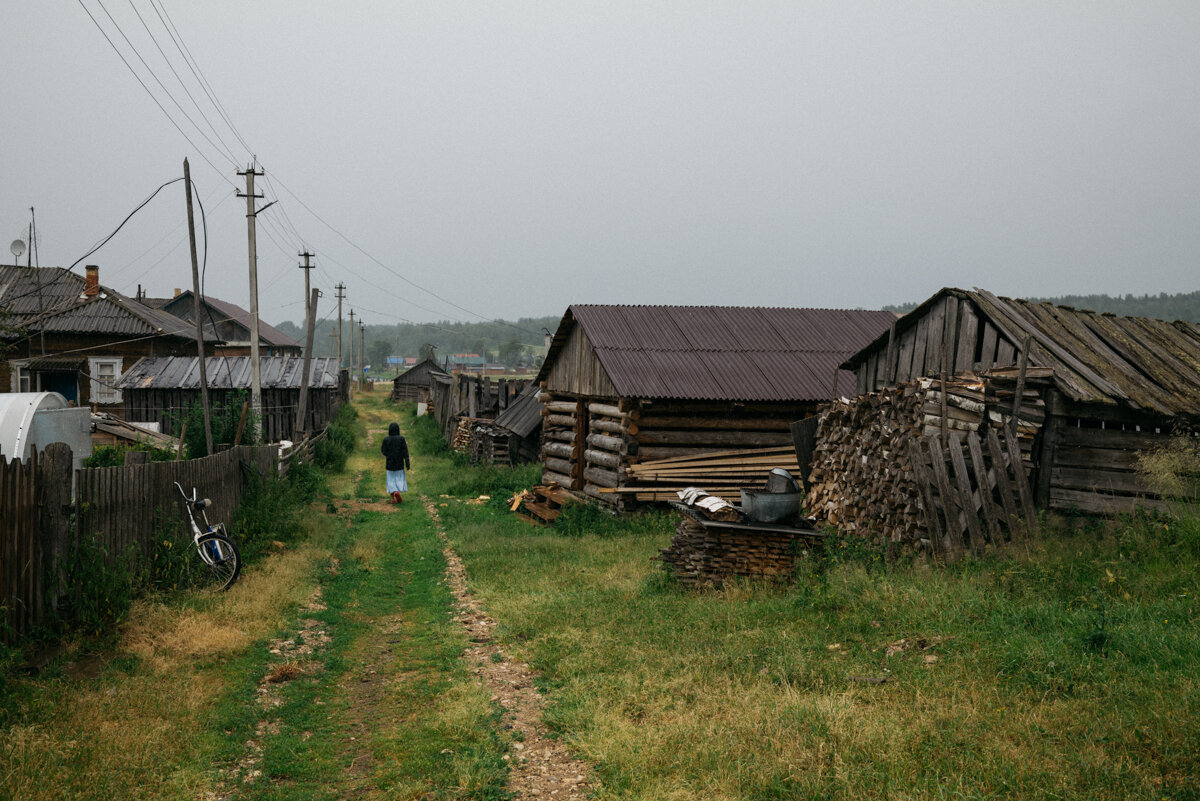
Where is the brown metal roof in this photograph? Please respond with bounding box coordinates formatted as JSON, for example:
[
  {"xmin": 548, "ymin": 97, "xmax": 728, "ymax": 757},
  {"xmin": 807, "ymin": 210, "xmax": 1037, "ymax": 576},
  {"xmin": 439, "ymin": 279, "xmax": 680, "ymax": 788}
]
[{"xmin": 538, "ymin": 304, "xmax": 896, "ymax": 401}]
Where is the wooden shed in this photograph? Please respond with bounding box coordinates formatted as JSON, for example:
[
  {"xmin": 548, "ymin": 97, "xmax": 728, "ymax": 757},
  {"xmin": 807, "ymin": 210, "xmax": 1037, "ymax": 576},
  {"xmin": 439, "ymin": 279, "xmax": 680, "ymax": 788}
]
[
  {"xmin": 843, "ymin": 287, "xmax": 1200, "ymax": 514},
  {"xmin": 469, "ymin": 384, "xmax": 542, "ymax": 466},
  {"xmin": 535, "ymin": 304, "xmax": 897, "ymax": 509},
  {"xmin": 390, "ymin": 357, "xmax": 449, "ymax": 403},
  {"xmin": 116, "ymin": 356, "xmax": 343, "ymax": 444}
]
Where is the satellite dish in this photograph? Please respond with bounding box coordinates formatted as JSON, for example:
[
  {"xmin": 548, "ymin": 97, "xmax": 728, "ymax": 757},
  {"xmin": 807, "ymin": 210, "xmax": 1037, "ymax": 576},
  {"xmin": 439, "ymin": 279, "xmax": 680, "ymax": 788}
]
[{"xmin": 10, "ymin": 239, "xmax": 26, "ymax": 259}]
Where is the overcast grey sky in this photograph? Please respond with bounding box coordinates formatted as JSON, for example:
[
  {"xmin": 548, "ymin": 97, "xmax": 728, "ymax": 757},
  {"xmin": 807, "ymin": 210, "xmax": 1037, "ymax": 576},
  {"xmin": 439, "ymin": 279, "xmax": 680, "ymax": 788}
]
[{"xmin": 3, "ymin": 2, "xmax": 1199, "ymax": 330}]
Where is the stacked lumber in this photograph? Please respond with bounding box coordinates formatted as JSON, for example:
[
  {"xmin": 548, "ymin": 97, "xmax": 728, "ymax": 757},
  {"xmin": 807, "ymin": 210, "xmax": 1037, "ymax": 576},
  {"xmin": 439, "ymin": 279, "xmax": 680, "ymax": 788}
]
[
  {"xmin": 805, "ymin": 369, "xmax": 1047, "ymax": 549},
  {"xmin": 658, "ymin": 515, "xmax": 801, "ymax": 587},
  {"xmin": 604, "ymin": 446, "xmax": 800, "ymax": 503},
  {"xmin": 468, "ymin": 421, "xmax": 510, "ymax": 465}
]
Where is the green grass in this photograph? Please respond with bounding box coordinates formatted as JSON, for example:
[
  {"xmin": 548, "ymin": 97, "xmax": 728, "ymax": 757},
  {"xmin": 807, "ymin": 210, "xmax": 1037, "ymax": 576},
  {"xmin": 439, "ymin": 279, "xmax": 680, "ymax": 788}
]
[{"xmin": 399, "ymin": 406, "xmax": 1200, "ymax": 799}]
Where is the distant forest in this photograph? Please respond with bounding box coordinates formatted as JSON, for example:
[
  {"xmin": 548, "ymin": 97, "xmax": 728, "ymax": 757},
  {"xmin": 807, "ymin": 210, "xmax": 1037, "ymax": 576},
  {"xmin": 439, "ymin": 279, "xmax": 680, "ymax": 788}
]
[
  {"xmin": 275, "ymin": 315, "xmax": 561, "ymax": 374},
  {"xmin": 883, "ymin": 290, "xmax": 1200, "ymax": 322}
]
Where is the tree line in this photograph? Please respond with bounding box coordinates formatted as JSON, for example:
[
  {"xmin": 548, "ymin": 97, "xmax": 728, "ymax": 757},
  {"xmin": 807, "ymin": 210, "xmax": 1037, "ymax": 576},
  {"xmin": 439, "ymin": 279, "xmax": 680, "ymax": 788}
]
[
  {"xmin": 274, "ymin": 315, "xmax": 561, "ymax": 374},
  {"xmin": 885, "ymin": 290, "xmax": 1200, "ymax": 322}
]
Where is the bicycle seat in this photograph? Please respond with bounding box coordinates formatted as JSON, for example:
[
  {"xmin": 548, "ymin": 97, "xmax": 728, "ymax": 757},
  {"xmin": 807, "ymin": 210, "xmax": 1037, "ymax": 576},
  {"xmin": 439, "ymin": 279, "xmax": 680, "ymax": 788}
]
[{"xmin": 193, "ymin": 498, "xmax": 211, "ymax": 510}]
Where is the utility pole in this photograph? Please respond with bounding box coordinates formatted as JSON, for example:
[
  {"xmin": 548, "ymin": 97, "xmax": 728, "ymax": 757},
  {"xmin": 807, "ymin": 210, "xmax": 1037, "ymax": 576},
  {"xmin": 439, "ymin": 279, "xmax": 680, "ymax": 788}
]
[
  {"xmin": 334, "ymin": 282, "xmax": 346, "ymax": 369},
  {"xmin": 295, "ymin": 287, "xmax": 320, "ymax": 438},
  {"xmin": 360, "ymin": 321, "xmax": 367, "ymax": 390},
  {"xmin": 183, "ymin": 158, "xmax": 214, "ymax": 455},
  {"xmin": 237, "ymin": 162, "xmax": 266, "ymax": 440},
  {"xmin": 348, "ymin": 309, "xmax": 356, "ymax": 398},
  {"xmin": 295, "ymin": 251, "xmax": 316, "ymax": 437}
]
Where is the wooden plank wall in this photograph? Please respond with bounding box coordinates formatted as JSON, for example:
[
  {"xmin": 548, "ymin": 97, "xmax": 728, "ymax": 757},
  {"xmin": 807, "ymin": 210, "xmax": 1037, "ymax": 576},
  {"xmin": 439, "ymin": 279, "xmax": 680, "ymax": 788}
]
[
  {"xmin": 860, "ymin": 296, "xmax": 1018, "ymax": 393},
  {"xmin": 1045, "ymin": 421, "xmax": 1177, "ymax": 514},
  {"xmin": 75, "ymin": 445, "xmax": 276, "ymax": 563},
  {"xmin": 543, "ymin": 324, "xmax": 618, "ymax": 398},
  {"xmin": 124, "ymin": 388, "xmax": 340, "ymax": 444}
]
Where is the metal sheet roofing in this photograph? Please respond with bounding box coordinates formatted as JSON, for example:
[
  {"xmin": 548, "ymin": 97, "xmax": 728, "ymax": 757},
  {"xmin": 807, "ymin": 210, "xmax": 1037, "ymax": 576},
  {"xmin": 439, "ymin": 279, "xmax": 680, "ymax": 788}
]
[
  {"xmin": 116, "ymin": 356, "xmax": 341, "ymax": 390},
  {"xmin": 0, "ymin": 265, "xmax": 204, "ymax": 340},
  {"xmin": 164, "ymin": 292, "xmax": 301, "ymax": 348},
  {"xmin": 491, "ymin": 385, "xmax": 543, "ymax": 438},
  {"xmin": 538, "ymin": 304, "xmax": 897, "ymax": 401}
]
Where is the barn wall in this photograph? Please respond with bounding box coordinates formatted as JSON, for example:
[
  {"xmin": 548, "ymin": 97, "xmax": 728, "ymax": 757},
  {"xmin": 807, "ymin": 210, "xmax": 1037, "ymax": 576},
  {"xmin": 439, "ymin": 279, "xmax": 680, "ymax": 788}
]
[{"xmin": 542, "ymin": 324, "xmax": 618, "ymax": 398}]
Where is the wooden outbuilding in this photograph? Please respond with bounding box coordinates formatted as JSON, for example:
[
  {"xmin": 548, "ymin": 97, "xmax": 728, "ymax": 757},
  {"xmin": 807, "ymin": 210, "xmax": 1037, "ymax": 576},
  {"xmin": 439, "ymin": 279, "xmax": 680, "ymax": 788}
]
[
  {"xmin": 390, "ymin": 357, "xmax": 449, "ymax": 403},
  {"xmin": 842, "ymin": 287, "xmax": 1200, "ymax": 515},
  {"xmin": 469, "ymin": 384, "xmax": 542, "ymax": 466},
  {"xmin": 535, "ymin": 304, "xmax": 897, "ymax": 510},
  {"xmin": 116, "ymin": 355, "xmax": 343, "ymax": 444}
]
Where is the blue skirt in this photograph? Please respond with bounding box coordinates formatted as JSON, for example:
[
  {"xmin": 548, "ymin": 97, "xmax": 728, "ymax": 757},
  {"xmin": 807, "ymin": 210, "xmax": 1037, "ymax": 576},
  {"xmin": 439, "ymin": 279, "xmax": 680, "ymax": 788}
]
[{"xmin": 386, "ymin": 469, "xmax": 408, "ymax": 493}]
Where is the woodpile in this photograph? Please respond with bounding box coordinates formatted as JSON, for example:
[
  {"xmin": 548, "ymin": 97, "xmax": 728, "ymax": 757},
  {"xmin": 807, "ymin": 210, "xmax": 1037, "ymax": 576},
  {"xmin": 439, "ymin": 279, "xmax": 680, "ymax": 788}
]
[
  {"xmin": 469, "ymin": 421, "xmax": 510, "ymax": 465},
  {"xmin": 658, "ymin": 514, "xmax": 809, "ymax": 587},
  {"xmin": 451, "ymin": 417, "xmax": 474, "ymax": 452},
  {"xmin": 603, "ymin": 446, "xmax": 800, "ymax": 503},
  {"xmin": 805, "ymin": 369, "xmax": 1047, "ymax": 550}
]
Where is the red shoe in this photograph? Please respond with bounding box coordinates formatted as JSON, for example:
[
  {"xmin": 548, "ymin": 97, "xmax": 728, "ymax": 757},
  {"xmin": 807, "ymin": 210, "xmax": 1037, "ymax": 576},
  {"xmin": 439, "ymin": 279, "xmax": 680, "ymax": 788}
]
[{"xmin": 392, "ymin": 491, "xmax": 402, "ymax": 505}]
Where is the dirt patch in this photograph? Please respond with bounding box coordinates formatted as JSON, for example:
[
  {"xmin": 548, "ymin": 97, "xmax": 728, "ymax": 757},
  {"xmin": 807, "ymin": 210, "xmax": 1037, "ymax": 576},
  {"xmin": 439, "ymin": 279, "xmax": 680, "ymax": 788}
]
[{"xmin": 423, "ymin": 496, "xmax": 594, "ymax": 799}]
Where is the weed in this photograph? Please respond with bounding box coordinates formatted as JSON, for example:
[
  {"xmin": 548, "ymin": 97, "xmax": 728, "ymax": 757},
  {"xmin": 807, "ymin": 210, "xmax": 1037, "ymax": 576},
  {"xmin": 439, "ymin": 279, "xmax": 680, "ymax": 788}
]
[{"xmin": 81, "ymin": 443, "xmax": 174, "ymax": 468}]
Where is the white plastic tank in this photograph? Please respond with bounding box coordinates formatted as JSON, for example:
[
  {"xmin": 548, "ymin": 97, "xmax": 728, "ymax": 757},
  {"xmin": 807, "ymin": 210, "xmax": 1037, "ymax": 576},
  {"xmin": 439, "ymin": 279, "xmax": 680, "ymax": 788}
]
[{"xmin": 0, "ymin": 392, "xmax": 93, "ymax": 468}]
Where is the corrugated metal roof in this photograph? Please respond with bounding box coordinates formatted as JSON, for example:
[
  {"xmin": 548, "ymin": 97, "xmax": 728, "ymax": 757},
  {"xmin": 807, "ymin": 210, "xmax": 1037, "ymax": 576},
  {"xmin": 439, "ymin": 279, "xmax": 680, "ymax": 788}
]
[
  {"xmin": 115, "ymin": 356, "xmax": 341, "ymax": 390},
  {"xmin": 845, "ymin": 287, "xmax": 1200, "ymax": 417},
  {"xmin": 537, "ymin": 304, "xmax": 897, "ymax": 401},
  {"xmin": 165, "ymin": 292, "xmax": 301, "ymax": 348},
  {"xmin": 0, "ymin": 265, "xmax": 205, "ymax": 340},
  {"xmin": 492, "ymin": 385, "xmax": 543, "ymax": 438}
]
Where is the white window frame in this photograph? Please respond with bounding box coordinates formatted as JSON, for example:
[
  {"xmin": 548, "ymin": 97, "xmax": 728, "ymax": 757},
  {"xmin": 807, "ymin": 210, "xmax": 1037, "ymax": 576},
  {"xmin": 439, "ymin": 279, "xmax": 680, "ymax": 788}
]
[
  {"xmin": 89, "ymin": 357, "xmax": 123, "ymax": 404},
  {"xmin": 10, "ymin": 361, "xmax": 33, "ymax": 392}
]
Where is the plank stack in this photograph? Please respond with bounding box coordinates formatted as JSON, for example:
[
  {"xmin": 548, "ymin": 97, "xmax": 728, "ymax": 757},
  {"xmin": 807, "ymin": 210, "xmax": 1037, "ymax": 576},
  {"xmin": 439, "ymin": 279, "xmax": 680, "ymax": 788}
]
[
  {"xmin": 608, "ymin": 446, "xmax": 800, "ymax": 503},
  {"xmin": 805, "ymin": 370, "xmax": 1047, "ymax": 551},
  {"xmin": 658, "ymin": 514, "xmax": 805, "ymax": 587}
]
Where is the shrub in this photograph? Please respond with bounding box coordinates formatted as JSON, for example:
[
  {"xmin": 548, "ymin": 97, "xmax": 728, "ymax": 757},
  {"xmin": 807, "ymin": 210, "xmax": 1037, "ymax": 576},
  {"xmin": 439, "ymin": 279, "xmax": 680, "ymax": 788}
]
[
  {"xmin": 166, "ymin": 390, "xmax": 260, "ymax": 459},
  {"xmin": 233, "ymin": 464, "xmax": 327, "ymax": 558},
  {"xmin": 56, "ymin": 535, "xmax": 134, "ymax": 635},
  {"xmin": 82, "ymin": 443, "xmax": 174, "ymax": 468},
  {"xmin": 314, "ymin": 403, "xmax": 359, "ymax": 471}
]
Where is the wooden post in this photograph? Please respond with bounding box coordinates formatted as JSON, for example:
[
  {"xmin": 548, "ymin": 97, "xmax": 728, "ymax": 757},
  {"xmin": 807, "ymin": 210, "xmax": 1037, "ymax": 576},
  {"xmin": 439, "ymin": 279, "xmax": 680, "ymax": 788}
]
[
  {"xmin": 234, "ymin": 399, "xmax": 251, "ymax": 446},
  {"xmin": 295, "ymin": 287, "xmax": 320, "ymax": 438},
  {"xmin": 1011, "ymin": 334, "xmax": 1032, "ymax": 438},
  {"xmin": 39, "ymin": 443, "xmax": 72, "ymax": 619}
]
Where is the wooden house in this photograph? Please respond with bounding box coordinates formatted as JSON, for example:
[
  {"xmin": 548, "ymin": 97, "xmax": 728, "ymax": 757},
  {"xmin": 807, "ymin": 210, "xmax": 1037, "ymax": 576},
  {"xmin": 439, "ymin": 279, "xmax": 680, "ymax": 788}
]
[
  {"xmin": 116, "ymin": 355, "xmax": 343, "ymax": 444},
  {"xmin": 390, "ymin": 357, "xmax": 449, "ymax": 403},
  {"xmin": 143, "ymin": 290, "xmax": 302, "ymax": 358},
  {"xmin": 0, "ymin": 264, "xmax": 212, "ymax": 414},
  {"xmin": 535, "ymin": 304, "xmax": 897, "ymax": 509},
  {"xmin": 842, "ymin": 287, "xmax": 1200, "ymax": 514}
]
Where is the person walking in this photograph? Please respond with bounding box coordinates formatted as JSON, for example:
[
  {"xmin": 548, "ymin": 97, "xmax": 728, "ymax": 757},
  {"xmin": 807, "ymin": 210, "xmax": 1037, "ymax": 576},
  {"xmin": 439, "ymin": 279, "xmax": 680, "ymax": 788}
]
[{"xmin": 381, "ymin": 422, "xmax": 411, "ymax": 504}]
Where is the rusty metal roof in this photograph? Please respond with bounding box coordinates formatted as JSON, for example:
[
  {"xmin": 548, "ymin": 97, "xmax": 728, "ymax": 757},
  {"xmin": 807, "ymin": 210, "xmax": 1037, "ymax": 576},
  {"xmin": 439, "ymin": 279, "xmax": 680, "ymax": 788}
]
[
  {"xmin": 538, "ymin": 304, "xmax": 897, "ymax": 401},
  {"xmin": 163, "ymin": 291, "xmax": 301, "ymax": 348},
  {"xmin": 116, "ymin": 356, "xmax": 341, "ymax": 390},
  {"xmin": 846, "ymin": 287, "xmax": 1200, "ymax": 417}
]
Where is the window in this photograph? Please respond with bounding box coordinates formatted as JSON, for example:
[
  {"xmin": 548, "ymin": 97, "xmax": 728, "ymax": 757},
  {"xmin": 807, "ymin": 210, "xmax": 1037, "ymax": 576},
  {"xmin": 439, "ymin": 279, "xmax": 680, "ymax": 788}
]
[{"xmin": 89, "ymin": 357, "xmax": 122, "ymax": 404}]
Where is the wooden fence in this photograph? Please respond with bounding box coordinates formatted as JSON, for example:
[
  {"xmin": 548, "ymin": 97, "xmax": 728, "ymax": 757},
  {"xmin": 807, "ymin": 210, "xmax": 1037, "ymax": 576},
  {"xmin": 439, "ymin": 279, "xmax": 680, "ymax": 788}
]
[
  {"xmin": 908, "ymin": 425, "xmax": 1037, "ymax": 561},
  {"xmin": 76, "ymin": 445, "xmax": 276, "ymax": 558},
  {"xmin": 1, "ymin": 443, "xmax": 72, "ymax": 639},
  {"xmin": 0, "ymin": 443, "xmax": 276, "ymax": 641}
]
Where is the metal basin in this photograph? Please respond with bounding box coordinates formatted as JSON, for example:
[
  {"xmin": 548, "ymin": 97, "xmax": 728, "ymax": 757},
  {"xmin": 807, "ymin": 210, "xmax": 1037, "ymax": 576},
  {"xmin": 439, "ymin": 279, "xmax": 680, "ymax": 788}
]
[{"xmin": 740, "ymin": 489, "xmax": 802, "ymax": 523}]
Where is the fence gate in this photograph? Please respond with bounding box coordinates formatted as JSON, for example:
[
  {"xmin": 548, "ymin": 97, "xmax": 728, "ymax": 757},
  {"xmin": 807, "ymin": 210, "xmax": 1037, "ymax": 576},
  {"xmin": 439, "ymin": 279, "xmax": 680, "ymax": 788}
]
[{"xmin": 908, "ymin": 425, "xmax": 1037, "ymax": 561}]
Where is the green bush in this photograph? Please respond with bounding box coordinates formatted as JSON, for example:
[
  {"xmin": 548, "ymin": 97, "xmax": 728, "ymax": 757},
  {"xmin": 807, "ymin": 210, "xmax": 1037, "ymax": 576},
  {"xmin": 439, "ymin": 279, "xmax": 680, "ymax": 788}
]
[
  {"xmin": 82, "ymin": 443, "xmax": 174, "ymax": 468},
  {"xmin": 57, "ymin": 536, "xmax": 134, "ymax": 635},
  {"xmin": 166, "ymin": 390, "xmax": 260, "ymax": 459},
  {"xmin": 233, "ymin": 464, "xmax": 327, "ymax": 558},
  {"xmin": 314, "ymin": 403, "xmax": 359, "ymax": 471}
]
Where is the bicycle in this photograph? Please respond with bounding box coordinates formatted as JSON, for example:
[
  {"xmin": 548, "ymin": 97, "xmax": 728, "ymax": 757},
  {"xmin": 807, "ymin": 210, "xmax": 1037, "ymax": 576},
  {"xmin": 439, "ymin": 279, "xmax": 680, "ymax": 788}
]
[{"xmin": 175, "ymin": 481, "xmax": 242, "ymax": 591}]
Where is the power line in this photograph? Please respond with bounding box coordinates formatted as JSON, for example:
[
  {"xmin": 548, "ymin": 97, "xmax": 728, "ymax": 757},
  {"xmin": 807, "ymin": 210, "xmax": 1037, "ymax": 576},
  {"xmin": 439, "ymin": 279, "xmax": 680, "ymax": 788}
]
[{"xmin": 75, "ymin": 0, "xmax": 235, "ymax": 186}]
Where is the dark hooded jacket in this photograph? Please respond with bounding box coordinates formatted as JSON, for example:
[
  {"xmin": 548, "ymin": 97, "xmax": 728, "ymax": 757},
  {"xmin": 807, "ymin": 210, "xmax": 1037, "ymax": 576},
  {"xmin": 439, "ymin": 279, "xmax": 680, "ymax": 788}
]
[{"xmin": 381, "ymin": 422, "xmax": 411, "ymax": 471}]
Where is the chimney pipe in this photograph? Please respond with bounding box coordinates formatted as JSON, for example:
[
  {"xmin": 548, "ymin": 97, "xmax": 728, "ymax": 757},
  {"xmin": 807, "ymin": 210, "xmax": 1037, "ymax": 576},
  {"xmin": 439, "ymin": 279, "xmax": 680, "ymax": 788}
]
[
  {"xmin": 84, "ymin": 265, "xmax": 100, "ymax": 297},
  {"xmin": 174, "ymin": 288, "xmax": 182, "ymax": 298}
]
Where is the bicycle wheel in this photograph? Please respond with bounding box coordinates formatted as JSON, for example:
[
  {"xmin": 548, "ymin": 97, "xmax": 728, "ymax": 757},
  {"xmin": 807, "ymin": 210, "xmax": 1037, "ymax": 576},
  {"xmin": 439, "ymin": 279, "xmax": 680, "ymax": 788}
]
[{"xmin": 196, "ymin": 533, "xmax": 242, "ymax": 591}]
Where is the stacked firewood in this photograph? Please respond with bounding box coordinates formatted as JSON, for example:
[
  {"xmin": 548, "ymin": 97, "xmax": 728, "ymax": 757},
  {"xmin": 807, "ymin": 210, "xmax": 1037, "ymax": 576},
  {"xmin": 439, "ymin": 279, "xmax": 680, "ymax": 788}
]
[
  {"xmin": 805, "ymin": 370, "xmax": 1047, "ymax": 546},
  {"xmin": 451, "ymin": 417, "xmax": 473, "ymax": 452},
  {"xmin": 658, "ymin": 515, "xmax": 801, "ymax": 587}
]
